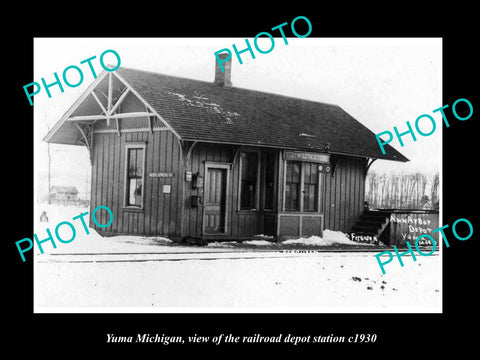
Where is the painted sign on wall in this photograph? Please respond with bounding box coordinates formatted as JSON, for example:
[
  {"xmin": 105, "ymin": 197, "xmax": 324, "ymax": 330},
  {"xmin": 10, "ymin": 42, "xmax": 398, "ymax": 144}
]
[
  {"xmin": 149, "ymin": 172, "xmax": 174, "ymax": 178},
  {"xmin": 389, "ymin": 211, "xmax": 439, "ymax": 246},
  {"xmin": 283, "ymin": 151, "xmax": 330, "ymax": 163}
]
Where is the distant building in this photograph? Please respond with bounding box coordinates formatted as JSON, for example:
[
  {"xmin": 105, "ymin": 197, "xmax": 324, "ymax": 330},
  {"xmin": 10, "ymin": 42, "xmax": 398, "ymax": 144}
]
[{"xmin": 50, "ymin": 186, "xmax": 79, "ymax": 205}]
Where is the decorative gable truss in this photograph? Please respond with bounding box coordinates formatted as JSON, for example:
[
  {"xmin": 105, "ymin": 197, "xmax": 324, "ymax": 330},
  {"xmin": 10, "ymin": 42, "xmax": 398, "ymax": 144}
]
[{"xmin": 44, "ymin": 70, "xmax": 179, "ymax": 164}]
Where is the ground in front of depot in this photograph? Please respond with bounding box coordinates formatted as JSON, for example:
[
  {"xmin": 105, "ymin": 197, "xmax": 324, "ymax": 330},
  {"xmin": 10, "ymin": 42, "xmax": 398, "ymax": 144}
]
[{"xmin": 34, "ymin": 227, "xmax": 441, "ymax": 311}]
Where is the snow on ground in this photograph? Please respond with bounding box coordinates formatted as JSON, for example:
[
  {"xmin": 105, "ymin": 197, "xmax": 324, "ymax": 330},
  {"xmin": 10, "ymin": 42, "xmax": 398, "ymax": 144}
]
[
  {"xmin": 33, "ymin": 204, "xmax": 442, "ymax": 312},
  {"xmin": 283, "ymin": 230, "xmax": 374, "ymax": 246},
  {"xmin": 241, "ymin": 240, "xmax": 274, "ymax": 246},
  {"xmin": 34, "ymin": 204, "xmax": 180, "ymax": 255},
  {"xmin": 35, "ymin": 251, "xmax": 441, "ymax": 312}
]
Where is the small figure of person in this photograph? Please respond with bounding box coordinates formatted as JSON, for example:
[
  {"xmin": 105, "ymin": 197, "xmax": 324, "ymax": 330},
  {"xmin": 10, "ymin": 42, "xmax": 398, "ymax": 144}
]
[{"xmin": 40, "ymin": 211, "xmax": 48, "ymax": 223}]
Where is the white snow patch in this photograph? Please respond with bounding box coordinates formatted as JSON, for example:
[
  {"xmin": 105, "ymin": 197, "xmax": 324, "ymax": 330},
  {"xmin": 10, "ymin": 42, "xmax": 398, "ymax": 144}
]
[
  {"xmin": 34, "ymin": 204, "xmax": 175, "ymax": 255},
  {"xmin": 242, "ymin": 240, "xmax": 275, "ymax": 246},
  {"xmin": 207, "ymin": 241, "xmax": 238, "ymax": 248},
  {"xmin": 167, "ymin": 91, "xmax": 240, "ymax": 121},
  {"xmin": 282, "ymin": 230, "xmax": 374, "ymax": 246}
]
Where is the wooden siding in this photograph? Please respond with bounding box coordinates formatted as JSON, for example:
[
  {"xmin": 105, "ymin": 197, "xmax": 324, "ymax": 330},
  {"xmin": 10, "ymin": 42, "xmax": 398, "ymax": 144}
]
[
  {"xmin": 90, "ymin": 129, "xmax": 183, "ymax": 237},
  {"xmin": 323, "ymin": 156, "xmax": 367, "ymax": 232},
  {"xmin": 90, "ymin": 128, "xmax": 367, "ymax": 238}
]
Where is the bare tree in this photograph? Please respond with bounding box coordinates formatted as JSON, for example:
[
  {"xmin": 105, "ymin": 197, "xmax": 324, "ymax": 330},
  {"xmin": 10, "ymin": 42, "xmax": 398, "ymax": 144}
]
[
  {"xmin": 430, "ymin": 172, "xmax": 439, "ymax": 209},
  {"xmin": 366, "ymin": 171, "xmax": 439, "ymax": 210}
]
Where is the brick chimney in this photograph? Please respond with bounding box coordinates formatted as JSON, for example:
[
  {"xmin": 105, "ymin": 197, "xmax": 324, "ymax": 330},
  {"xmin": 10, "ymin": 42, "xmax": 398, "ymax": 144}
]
[{"xmin": 214, "ymin": 53, "xmax": 232, "ymax": 87}]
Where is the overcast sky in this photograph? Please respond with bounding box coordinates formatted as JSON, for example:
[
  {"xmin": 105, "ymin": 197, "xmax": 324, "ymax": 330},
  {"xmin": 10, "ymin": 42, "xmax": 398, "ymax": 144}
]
[{"xmin": 34, "ymin": 37, "xmax": 442, "ymax": 199}]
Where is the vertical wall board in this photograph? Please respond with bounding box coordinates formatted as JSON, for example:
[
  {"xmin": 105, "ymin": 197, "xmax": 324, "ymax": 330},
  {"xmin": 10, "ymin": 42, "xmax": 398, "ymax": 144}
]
[
  {"xmin": 111, "ymin": 132, "xmax": 120, "ymax": 233},
  {"xmin": 196, "ymin": 145, "xmax": 206, "ymax": 236},
  {"xmin": 347, "ymin": 160, "xmax": 353, "ymax": 230},
  {"xmin": 323, "ymin": 168, "xmax": 331, "ymax": 229},
  {"xmin": 106, "ymin": 132, "xmax": 116, "ymax": 232},
  {"xmin": 188, "ymin": 144, "xmax": 198, "ymax": 236},
  {"xmin": 337, "ymin": 161, "xmax": 344, "ymax": 231},
  {"xmin": 161, "ymin": 133, "xmax": 172, "ymax": 235},
  {"xmin": 358, "ymin": 159, "xmax": 366, "ymax": 227},
  {"xmin": 123, "ymin": 210, "xmax": 128, "ymax": 234},
  {"xmin": 175, "ymin": 139, "xmax": 183, "ymax": 237},
  {"xmin": 230, "ymin": 150, "xmax": 239, "ymax": 236},
  {"xmin": 93, "ymin": 133, "xmax": 102, "ymax": 230},
  {"xmin": 100, "ymin": 134, "xmax": 108, "ymax": 228},
  {"xmin": 345, "ymin": 160, "xmax": 352, "ymax": 231},
  {"xmin": 329, "ymin": 168, "xmax": 336, "ymax": 230},
  {"xmin": 151, "ymin": 131, "xmax": 160, "ymax": 236},
  {"xmin": 341, "ymin": 160, "xmax": 348, "ymax": 231},
  {"xmin": 331, "ymin": 169, "xmax": 337, "ymax": 230},
  {"xmin": 351, "ymin": 158, "xmax": 358, "ymax": 230},
  {"xmin": 97, "ymin": 133, "xmax": 104, "ymax": 228},
  {"xmin": 169, "ymin": 133, "xmax": 179, "ymax": 236},
  {"xmin": 138, "ymin": 132, "xmax": 148, "ymax": 235},
  {"xmin": 132, "ymin": 211, "xmax": 138, "ymax": 234},
  {"xmin": 333, "ymin": 164, "xmax": 340, "ymax": 230},
  {"xmin": 276, "ymin": 150, "xmax": 284, "ymax": 211},
  {"xmin": 156, "ymin": 131, "xmax": 166, "ymax": 235},
  {"xmin": 90, "ymin": 134, "xmax": 99, "ymax": 230},
  {"xmin": 116, "ymin": 133, "xmax": 125, "ymax": 233},
  {"xmin": 360, "ymin": 159, "xmax": 366, "ymax": 219},
  {"xmin": 144, "ymin": 131, "xmax": 153, "ymax": 235},
  {"xmin": 351, "ymin": 159, "xmax": 358, "ymax": 230}
]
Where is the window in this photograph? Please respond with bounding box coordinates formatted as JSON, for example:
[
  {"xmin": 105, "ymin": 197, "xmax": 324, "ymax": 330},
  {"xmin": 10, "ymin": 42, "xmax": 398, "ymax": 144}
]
[
  {"xmin": 264, "ymin": 152, "xmax": 275, "ymax": 210},
  {"xmin": 285, "ymin": 161, "xmax": 301, "ymax": 211},
  {"xmin": 125, "ymin": 146, "xmax": 144, "ymax": 207},
  {"xmin": 303, "ymin": 162, "xmax": 318, "ymax": 211},
  {"xmin": 240, "ymin": 152, "xmax": 259, "ymax": 210},
  {"xmin": 285, "ymin": 160, "xmax": 320, "ymax": 212}
]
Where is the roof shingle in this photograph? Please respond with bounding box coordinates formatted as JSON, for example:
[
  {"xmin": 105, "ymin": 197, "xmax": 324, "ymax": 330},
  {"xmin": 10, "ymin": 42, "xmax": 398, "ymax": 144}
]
[{"xmin": 116, "ymin": 67, "xmax": 408, "ymax": 161}]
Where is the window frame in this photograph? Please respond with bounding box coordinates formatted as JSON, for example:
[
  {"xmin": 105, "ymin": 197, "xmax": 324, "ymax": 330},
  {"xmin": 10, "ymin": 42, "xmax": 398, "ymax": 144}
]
[
  {"xmin": 237, "ymin": 150, "xmax": 261, "ymax": 212},
  {"xmin": 302, "ymin": 162, "xmax": 319, "ymax": 212},
  {"xmin": 284, "ymin": 160, "xmax": 302, "ymax": 211},
  {"xmin": 282, "ymin": 158, "xmax": 323, "ymax": 213},
  {"xmin": 262, "ymin": 150, "xmax": 277, "ymax": 211},
  {"xmin": 123, "ymin": 142, "xmax": 146, "ymax": 210}
]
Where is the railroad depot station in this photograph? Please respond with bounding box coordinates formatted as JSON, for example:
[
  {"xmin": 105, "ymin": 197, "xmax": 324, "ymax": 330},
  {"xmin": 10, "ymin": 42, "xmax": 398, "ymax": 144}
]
[{"xmin": 45, "ymin": 55, "xmax": 417, "ymax": 244}]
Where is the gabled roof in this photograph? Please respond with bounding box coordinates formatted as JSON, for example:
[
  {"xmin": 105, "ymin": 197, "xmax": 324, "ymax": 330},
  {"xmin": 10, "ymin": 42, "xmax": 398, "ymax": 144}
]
[{"xmin": 45, "ymin": 67, "xmax": 408, "ymax": 162}]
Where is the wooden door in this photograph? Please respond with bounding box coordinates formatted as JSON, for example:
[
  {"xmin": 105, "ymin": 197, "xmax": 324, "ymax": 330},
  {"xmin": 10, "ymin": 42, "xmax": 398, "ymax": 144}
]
[{"xmin": 203, "ymin": 166, "xmax": 228, "ymax": 235}]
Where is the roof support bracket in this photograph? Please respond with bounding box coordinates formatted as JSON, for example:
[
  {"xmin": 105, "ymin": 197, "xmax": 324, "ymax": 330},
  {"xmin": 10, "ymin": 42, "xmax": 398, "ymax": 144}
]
[
  {"xmin": 145, "ymin": 105, "xmax": 153, "ymax": 134},
  {"xmin": 330, "ymin": 154, "xmax": 345, "ymax": 177},
  {"xmin": 230, "ymin": 145, "xmax": 242, "ymax": 169},
  {"xmin": 115, "ymin": 118, "xmax": 121, "ymax": 136},
  {"xmin": 180, "ymin": 141, "xmax": 198, "ymax": 170},
  {"xmin": 365, "ymin": 157, "xmax": 377, "ymax": 177},
  {"xmin": 75, "ymin": 123, "xmax": 94, "ymax": 165}
]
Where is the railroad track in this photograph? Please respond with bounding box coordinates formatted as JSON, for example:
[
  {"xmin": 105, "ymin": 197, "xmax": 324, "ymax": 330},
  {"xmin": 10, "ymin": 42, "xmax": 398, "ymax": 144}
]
[{"xmin": 36, "ymin": 248, "xmax": 437, "ymax": 263}]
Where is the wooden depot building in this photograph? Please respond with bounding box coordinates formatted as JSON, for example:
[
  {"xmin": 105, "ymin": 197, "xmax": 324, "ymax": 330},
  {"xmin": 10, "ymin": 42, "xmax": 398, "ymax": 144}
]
[{"xmin": 44, "ymin": 55, "xmax": 408, "ymax": 241}]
